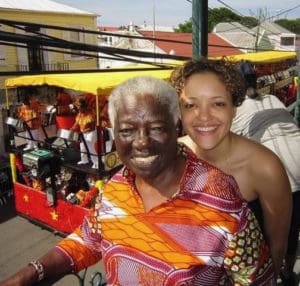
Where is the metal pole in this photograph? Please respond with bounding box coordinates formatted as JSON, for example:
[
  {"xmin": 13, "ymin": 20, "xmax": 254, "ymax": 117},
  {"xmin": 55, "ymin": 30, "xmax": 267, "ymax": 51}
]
[
  {"xmin": 153, "ymin": 0, "xmax": 156, "ymax": 63},
  {"xmin": 294, "ymin": 47, "xmax": 300, "ymax": 126},
  {"xmin": 199, "ymin": 0, "xmax": 208, "ymax": 57},
  {"xmin": 192, "ymin": 0, "xmax": 208, "ymax": 58},
  {"xmin": 192, "ymin": 0, "xmax": 200, "ymax": 57}
]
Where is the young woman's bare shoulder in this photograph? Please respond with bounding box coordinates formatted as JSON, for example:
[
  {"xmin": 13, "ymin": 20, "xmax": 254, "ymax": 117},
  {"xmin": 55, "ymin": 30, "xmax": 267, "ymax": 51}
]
[
  {"xmin": 178, "ymin": 135, "xmax": 189, "ymax": 144},
  {"xmin": 235, "ymin": 135, "xmax": 287, "ymax": 181},
  {"xmin": 178, "ymin": 135, "xmax": 195, "ymax": 151}
]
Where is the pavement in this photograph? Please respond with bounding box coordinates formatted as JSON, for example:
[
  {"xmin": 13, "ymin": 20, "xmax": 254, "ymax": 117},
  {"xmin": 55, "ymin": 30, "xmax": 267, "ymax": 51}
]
[
  {"xmin": 0, "ymin": 199, "xmax": 106, "ymax": 286},
  {"xmin": 0, "ymin": 197, "xmax": 299, "ymax": 286}
]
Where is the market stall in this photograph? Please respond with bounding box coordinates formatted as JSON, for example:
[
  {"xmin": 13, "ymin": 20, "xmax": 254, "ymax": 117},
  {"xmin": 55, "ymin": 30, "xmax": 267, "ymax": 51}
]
[
  {"xmin": 4, "ymin": 67, "xmax": 174, "ymax": 234},
  {"xmin": 225, "ymin": 51, "xmax": 298, "ymax": 104}
]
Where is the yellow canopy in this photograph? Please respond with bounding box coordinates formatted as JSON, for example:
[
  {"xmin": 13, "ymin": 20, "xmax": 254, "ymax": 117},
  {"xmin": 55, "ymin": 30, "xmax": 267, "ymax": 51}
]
[
  {"xmin": 5, "ymin": 68, "xmax": 174, "ymax": 96},
  {"xmin": 5, "ymin": 51, "xmax": 296, "ymax": 96},
  {"xmin": 221, "ymin": 51, "xmax": 297, "ymax": 64}
]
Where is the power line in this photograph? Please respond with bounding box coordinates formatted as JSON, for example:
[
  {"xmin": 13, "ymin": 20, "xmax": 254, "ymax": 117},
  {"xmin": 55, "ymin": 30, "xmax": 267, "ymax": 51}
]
[
  {"xmin": 0, "ymin": 18, "xmax": 192, "ymax": 45},
  {"xmin": 212, "ymin": 1, "xmax": 297, "ymax": 50},
  {"xmin": 216, "ymin": 0, "xmax": 243, "ymax": 16},
  {"xmin": 0, "ymin": 17, "xmax": 295, "ymax": 74},
  {"xmin": 0, "ymin": 16, "xmax": 290, "ymax": 52}
]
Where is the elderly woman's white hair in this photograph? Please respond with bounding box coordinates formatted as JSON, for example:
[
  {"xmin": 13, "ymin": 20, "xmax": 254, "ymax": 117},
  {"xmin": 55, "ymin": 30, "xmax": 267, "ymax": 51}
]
[{"xmin": 108, "ymin": 76, "xmax": 180, "ymax": 128}]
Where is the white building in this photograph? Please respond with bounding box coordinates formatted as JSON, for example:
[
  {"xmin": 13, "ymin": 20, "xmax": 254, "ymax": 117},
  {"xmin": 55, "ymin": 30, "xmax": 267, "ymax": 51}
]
[
  {"xmin": 258, "ymin": 21, "xmax": 296, "ymax": 52},
  {"xmin": 97, "ymin": 23, "xmax": 168, "ymax": 69}
]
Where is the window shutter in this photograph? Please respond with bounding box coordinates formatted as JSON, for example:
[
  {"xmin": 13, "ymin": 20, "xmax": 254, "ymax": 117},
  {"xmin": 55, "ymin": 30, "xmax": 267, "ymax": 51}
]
[
  {"xmin": 63, "ymin": 30, "xmax": 71, "ymax": 60},
  {"xmin": 16, "ymin": 28, "xmax": 29, "ymax": 70}
]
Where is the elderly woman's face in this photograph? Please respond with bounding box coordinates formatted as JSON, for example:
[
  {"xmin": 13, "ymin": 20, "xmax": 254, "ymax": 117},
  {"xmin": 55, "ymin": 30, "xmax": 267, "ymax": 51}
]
[{"xmin": 114, "ymin": 94, "xmax": 178, "ymax": 180}]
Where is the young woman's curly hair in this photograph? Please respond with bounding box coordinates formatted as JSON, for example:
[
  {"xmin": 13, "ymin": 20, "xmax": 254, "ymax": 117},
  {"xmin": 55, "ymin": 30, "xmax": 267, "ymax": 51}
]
[{"xmin": 169, "ymin": 57, "xmax": 246, "ymax": 107}]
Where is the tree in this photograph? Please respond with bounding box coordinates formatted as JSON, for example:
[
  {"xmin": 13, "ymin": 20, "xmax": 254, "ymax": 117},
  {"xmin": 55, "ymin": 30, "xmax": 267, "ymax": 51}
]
[
  {"xmin": 208, "ymin": 7, "xmax": 241, "ymax": 31},
  {"xmin": 275, "ymin": 18, "xmax": 300, "ymax": 35},
  {"xmin": 174, "ymin": 7, "xmax": 257, "ymax": 33},
  {"xmin": 240, "ymin": 16, "xmax": 259, "ymax": 28},
  {"xmin": 174, "ymin": 18, "xmax": 192, "ymax": 33}
]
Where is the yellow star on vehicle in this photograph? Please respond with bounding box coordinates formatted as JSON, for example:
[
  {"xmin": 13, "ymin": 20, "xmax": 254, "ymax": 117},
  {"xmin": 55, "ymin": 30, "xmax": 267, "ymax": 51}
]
[
  {"xmin": 23, "ymin": 194, "xmax": 29, "ymax": 202},
  {"xmin": 50, "ymin": 210, "xmax": 58, "ymax": 221}
]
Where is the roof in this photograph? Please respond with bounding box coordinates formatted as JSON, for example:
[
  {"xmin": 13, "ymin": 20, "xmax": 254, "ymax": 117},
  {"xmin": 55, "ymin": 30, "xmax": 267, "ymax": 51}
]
[
  {"xmin": 208, "ymin": 33, "xmax": 243, "ymax": 56},
  {"xmin": 138, "ymin": 31, "xmax": 242, "ymax": 57},
  {"xmin": 213, "ymin": 22, "xmax": 252, "ymax": 33},
  {"xmin": 213, "ymin": 22, "xmax": 273, "ymax": 52},
  {"xmin": 0, "ymin": 0, "xmax": 95, "ymax": 15},
  {"xmin": 98, "ymin": 26, "xmax": 120, "ymax": 32},
  {"xmin": 99, "ymin": 29, "xmax": 166, "ymax": 53},
  {"xmin": 138, "ymin": 25, "xmax": 175, "ymax": 32},
  {"xmin": 257, "ymin": 21, "xmax": 294, "ymax": 35}
]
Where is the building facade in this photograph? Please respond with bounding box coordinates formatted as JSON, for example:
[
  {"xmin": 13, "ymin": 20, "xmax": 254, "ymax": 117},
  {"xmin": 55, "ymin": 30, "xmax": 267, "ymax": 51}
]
[
  {"xmin": 0, "ymin": 0, "xmax": 99, "ymax": 95},
  {"xmin": 0, "ymin": 0, "xmax": 99, "ymax": 154}
]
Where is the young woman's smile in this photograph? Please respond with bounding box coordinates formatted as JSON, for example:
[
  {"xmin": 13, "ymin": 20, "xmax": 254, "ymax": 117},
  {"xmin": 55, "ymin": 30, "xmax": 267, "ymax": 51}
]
[{"xmin": 180, "ymin": 72, "xmax": 236, "ymax": 151}]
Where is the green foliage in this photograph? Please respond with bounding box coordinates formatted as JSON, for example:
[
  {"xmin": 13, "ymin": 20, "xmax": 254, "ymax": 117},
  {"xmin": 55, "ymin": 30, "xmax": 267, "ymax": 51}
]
[
  {"xmin": 174, "ymin": 7, "xmax": 297, "ymax": 34},
  {"xmin": 208, "ymin": 7, "xmax": 241, "ymax": 31},
  {"xmin": 240, "ymin": 16, "xmax": 259, "ymax": 28},
  {"xmin": 275, "ymin": 18, "xmax": 300, "ymax": 34},
  {"xmin": 174, "ymin": 7, "xmax": 249, "ymax": 33},
  {"xmin": 174, "ymin": 18, "xmax": 192, "ymax": 33}
]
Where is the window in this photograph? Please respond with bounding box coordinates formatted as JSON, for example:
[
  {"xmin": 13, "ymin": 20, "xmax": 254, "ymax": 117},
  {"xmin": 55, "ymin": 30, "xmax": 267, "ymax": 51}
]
[
  {"xmin": 281, "ymin": 37, "xmax": 294, "ymax": 46},
  {"xmin": 70, "ymin": 28, "xmax": 86, "ymax": 58},
  {"xmin": 0, "ymin": 25, "xmax": 6, "ymax": 65},
  {"xmin": 64, "ymin": 26, "xmax": 96, "ymax": 60},
  {"xmin": 99, "ymin": 34, "xmax": 113, "ymax": 46},
  {"xmin": 0, "ymin": 45, "xmax": 5, "ymax": 65}
]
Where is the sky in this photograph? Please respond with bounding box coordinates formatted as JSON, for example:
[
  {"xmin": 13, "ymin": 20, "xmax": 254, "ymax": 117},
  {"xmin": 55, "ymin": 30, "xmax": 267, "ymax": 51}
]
[{"xmin": 56, "ymin": 0, "xmax": 300, "ymax": 28}]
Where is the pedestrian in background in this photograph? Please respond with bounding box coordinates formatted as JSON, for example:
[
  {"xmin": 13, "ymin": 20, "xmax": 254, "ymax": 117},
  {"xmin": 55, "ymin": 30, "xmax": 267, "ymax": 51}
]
[
  {"xmin": 18, "ymin": 89, "xmax": 42, "ymax": 151},
  {"xmin": 237, "ymin": 59, "xmax": 258, "ymax": 97},
  {"xmin": 231, "ymin": 92, "xmax": 300, "ymax": 286},
  {"xmin": 71, "ymin": 98, "xmax": 98, "ymax": 168}
]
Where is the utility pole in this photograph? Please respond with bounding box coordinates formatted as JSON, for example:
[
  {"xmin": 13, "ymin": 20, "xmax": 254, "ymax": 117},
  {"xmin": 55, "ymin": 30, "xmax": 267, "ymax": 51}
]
[
  {"xmin": 152, "ymin": 0, "xmax": 156, "ymax": 63},
  {"xmin": 254, "ymin": 10, "xmax": 262, "ymax": 52},
  {"xmin": 192, "ymin": 0, "xmax": 208, "ymax": 58},
  {"xmin": 294, "ymin": 47, "xmax": 300, "ymax": 126}
]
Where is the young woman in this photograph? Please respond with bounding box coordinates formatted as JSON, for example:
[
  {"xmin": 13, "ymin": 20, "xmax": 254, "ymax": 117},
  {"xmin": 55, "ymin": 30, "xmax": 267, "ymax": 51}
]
[
  {"xmin": 170, "ymin": 58, "xmax": 292, "ymax": 276},
  {"xmin": 232, "ymin": 92, "xmax": 300, "ymax": 285}
]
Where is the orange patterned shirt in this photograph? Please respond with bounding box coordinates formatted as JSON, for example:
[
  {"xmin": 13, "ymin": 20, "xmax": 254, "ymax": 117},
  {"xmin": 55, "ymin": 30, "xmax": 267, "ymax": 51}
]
[
  {"xmin": 56, "ymin": 146, "xmax": 275, "ymax": 285},
  {"xmin": 75, "ymin": 111, "xmax": 95, "ymax": 133},
  {"xmin": 18, "ymin": 103, "xmax": 41, "ymax": 130}
]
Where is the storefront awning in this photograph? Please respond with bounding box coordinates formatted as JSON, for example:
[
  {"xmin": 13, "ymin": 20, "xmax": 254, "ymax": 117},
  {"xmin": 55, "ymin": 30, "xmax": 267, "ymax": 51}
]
[
  {"xmin": 5, "ymin": 51, "xmax": 297, "ymax": 96},
  {"xmin": 5, "ymin": 68, "xmax": 175, "ymax": 96}
]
